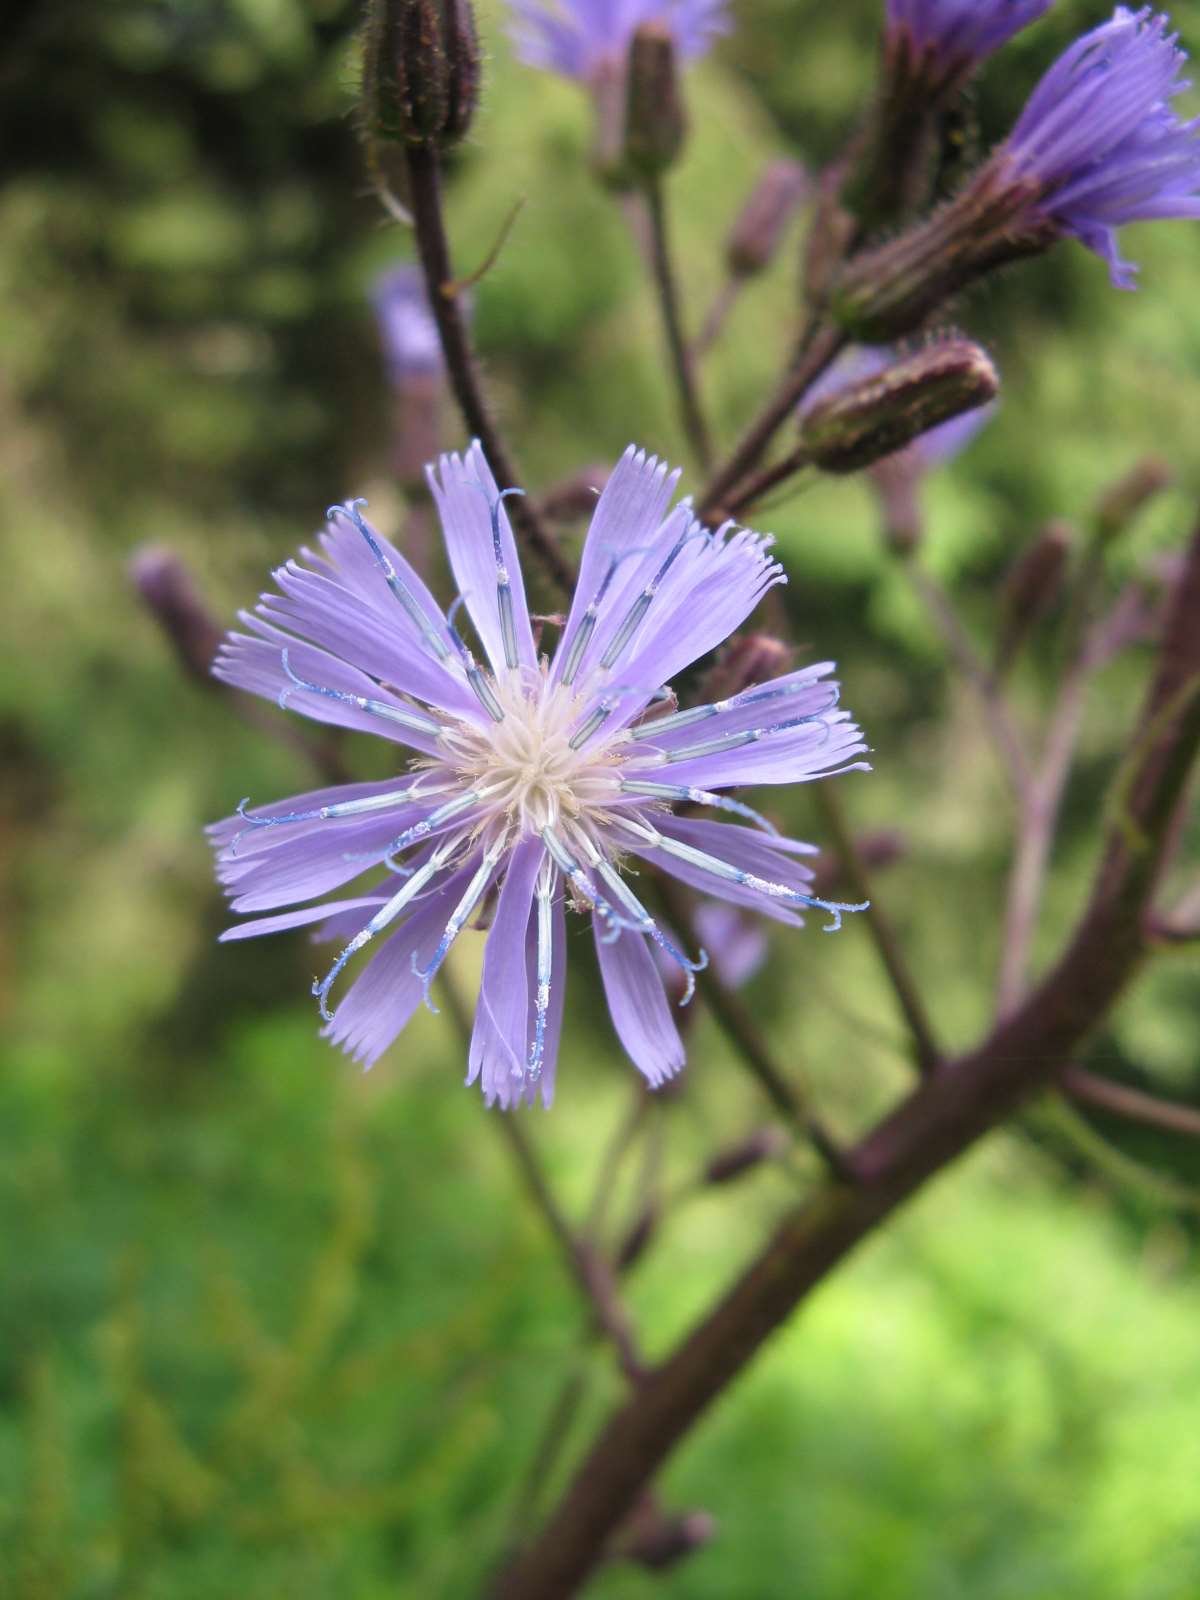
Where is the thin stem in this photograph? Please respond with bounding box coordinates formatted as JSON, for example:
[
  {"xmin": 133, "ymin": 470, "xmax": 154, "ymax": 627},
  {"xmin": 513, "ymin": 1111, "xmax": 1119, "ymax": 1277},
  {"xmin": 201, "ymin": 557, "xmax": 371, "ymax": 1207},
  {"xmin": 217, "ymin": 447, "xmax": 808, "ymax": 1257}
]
[
  {"xmin": 693, "ymin": 277, "xmax": 740, "ymax": 359},
  {"xmin": 814, "ymin": 786, "xmax": 942, "ymax": 1076},
  {"xmin": 437, "ymin": 971, "xmax": 646, "ymax": 1384},
  {"xmin": 1062, "ymin": 1066, "xmax": 1200, "ymax": 1140},
  {"xmin": 403, "ymin": 144, "xmax": 577, "ymax": 595},
  {"xmin": 643, "ymin": 180, "xmax": 712, "ymax": 469},
  {"xmin": 902, "ymin": 557, "xmax": 1031, "ymax": 801},
  {"xmin": 696, "ymin": 321, "xmax": 845, "ymax": 523},
  {"xmin": 995, "ymin": 651, "xmax": 1091, "ymax": 1017},
  {"xmin": 489, "ymin": 518, "xmax": 1200, "ymax": 1600},
  {"xmin": 723, "ymin": 445, "xmax": 812, "ymax": 520},
  {"xmin": 652, "ymin": 874, "xmax": 855, "ymax": 1179}
]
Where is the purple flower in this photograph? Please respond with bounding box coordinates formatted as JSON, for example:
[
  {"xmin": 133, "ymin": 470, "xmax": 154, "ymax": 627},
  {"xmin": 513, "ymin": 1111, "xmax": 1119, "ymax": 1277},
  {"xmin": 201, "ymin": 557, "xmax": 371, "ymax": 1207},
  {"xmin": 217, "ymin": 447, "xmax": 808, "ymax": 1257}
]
[
  {"xmin": 1003, "ymin": 6, "xmax": 1200, "ymax": 287},
  {"xmin": 370, "ymin": 266, "xmax": 444, "ymax": 383},
  {"xmin": 210, "ymin": 445, "xmax": 869, "ymax": 1107},
  {"xmin": 508, "ymin": 0, "xmax": 727, "ymax": 81},
  {"xmin": 886, "ymin": 0, "xmax": 1053, "ymax": 67}
]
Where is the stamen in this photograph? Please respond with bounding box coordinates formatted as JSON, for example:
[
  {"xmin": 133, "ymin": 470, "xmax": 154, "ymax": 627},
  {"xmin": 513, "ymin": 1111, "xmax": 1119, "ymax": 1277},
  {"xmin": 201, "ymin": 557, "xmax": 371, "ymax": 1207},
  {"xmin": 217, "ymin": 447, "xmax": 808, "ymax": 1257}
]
[
  {"xmin": 597, "ymin": 516, "xmax": 710, "ymax": 672},
  {"xmin": 559, "ymin": 542, "xmax": 659, "ymax": 687},
  {"xmin": 313, "ymin": 834, "xmax": 459, "ymax": 1022},
  {"xmin": 371, "ymin": 788, "xmax": 483, "ymax": 871},
  {"xmin": 634, "ymin": 710, "xmax": 836, "ymax": 768},
  {"xmin": 573, "ymin": 835, "xmax": 708, "ymax": 1003},
  {"xmin": 411, "ymin": 836, "xmax": 507, "ymax": 1012},
  {"xmin": 616, "ymin": 781, "xmax": 780, "ymax": 835},
  {"xmin": 328, "ymin": 499, "xmax": 450, "ymax": 661},
  {"xmin": 279, "ymin": 649, "xmax": 443, "ymax": 738},
  {"xmin": 625, "ymin": 681, "xmax": 840, "ymax": 744},
  {"xmin": 231, "ymin": 783, "xmax": 424, "ymax": 855},
  {"xmin": 540, "ymin": 826, "xmax": 623, "ymax": 940},
  {"xmin": 631, "ymin": 825, "xmax": 869, "ymax": 931},
  {"xmin": 445, "ymin": 594, "xmax": 505, "ymax": 721},
  {"xmin": 526, "ymin": 865, "xmax": 555, "ymax": 1082}
]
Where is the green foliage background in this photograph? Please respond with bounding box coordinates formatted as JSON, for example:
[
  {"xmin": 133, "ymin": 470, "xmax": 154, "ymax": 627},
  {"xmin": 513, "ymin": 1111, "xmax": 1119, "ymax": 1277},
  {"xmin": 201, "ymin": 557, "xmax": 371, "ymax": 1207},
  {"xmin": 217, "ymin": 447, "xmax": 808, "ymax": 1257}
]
[{"xmin": 1, "ymin": 0, "xmax": 1199, "ymax": 1594}]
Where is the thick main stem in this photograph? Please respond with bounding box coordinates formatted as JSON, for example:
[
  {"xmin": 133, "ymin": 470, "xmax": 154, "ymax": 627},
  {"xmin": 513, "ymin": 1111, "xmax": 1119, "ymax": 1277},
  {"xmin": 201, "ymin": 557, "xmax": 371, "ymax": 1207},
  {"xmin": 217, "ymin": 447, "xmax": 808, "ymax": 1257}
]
[
  {"xmin": 644, "ymin": 181, "xmax": 712, "ymax": 469},
  {"xmin": 403, "ymin": 144, "xmax": 578, "ymax": 595},
  {"xmin": 491, "ymin": 522, "xmax": 1200, "ymax": 1600}
]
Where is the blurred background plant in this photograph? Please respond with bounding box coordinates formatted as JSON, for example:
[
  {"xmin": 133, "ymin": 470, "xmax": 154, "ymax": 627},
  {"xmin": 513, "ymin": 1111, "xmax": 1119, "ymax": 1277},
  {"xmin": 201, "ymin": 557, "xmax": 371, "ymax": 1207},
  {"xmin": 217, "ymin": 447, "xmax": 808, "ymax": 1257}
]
[{"xmin": 1, "ymin": 0, "xmax": 1199, "ymax": 1595}]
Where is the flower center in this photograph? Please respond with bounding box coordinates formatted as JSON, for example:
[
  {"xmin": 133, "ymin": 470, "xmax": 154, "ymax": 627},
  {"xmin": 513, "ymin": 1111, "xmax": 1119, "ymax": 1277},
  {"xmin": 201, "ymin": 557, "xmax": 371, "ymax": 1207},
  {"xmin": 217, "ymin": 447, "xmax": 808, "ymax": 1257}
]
[{"xmin": 436, "ymin": 670, "xmax": 621, "ymax": 836}]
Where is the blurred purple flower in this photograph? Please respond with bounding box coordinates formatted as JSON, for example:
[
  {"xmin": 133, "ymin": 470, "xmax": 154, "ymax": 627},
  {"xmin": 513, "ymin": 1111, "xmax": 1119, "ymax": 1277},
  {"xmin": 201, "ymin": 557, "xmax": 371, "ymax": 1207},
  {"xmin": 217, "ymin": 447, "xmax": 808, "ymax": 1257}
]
[
  {"xmin": 801, "ymin": 346, "xmax": 996, "ymax": 472},
  {"xmin": 210, "ymin": 446, "xmax": 869, "ymax": 1107},
  {"xmin": 370, "ymin": 265, "xmax": 444, "ymax": 382},
  {"xmin": 1002, "ymin": 6, "xmax": 1200, "ymax": 287},
  {"xmin": 508, "ymin": 0, "xmax": 727, "ymax": 80},
  {"xmin": 886, "ymin": 0, "xmax": 1053, "ymax": 67}
]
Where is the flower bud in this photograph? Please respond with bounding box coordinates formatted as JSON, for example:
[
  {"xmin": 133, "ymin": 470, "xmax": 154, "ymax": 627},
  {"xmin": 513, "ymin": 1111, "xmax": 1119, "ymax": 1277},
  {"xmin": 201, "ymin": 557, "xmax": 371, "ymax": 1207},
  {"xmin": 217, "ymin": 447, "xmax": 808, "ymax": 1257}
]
[
  {"xmin": 623, "ymin": 24, "xmax": 686, "ymax": 181},
  {"xmin": 994, "ymin": 520, "xmax": 1073, "ymax": 675},
  {"xmin": 704, "ymin": 1127, "xmax": 788, "ymax": 1185},
  {"xmin": 618, "ymin": 1501, "xmax": 716, "ymax": 1572},
  {"xmin": 537, "ymin": 464, "xmax": 610, "ymax": 523},
  {"xmin": 726, "ymin": 160, "xmax": 809, "ymax": 278},
  {"xmin": 362, "ymin": 0, "xmax": 479, "ymax": 150},
  {"xmin": 130, "ymin": 547, "xmax": 222, "ymax": 684},
  {"xmin": 1095, "ymin": 457, "xmax": 1173, "ymax": 547},
  {"xmin": 800, "ymin": 339, "xmax": 998, "ymax": 475}
]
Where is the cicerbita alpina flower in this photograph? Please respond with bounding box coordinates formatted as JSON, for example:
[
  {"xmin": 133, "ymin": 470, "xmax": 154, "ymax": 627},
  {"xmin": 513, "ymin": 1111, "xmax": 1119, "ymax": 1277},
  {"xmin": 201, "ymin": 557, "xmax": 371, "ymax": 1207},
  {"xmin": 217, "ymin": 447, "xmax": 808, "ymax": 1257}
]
[
  {"xmin": 210, "ymin": 444, "xmax": 869, "ymax": 1107},
  {"xmin": 835, "ymin": 7, "xmax": 1200, "ymax": 336},
  {"xmin": 508, "ymin": 0, "xmax": 726, "ymax": 82},
  {"xmin": 886, "ymin": 0, "xmax": 1053, "ymax": 75}
]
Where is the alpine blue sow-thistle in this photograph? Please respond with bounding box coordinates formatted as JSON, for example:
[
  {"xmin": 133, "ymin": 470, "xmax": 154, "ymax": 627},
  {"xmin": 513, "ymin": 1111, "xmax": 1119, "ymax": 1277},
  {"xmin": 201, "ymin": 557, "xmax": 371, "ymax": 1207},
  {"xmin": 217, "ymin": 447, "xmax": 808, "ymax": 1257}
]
[{"xmin": 210, "ymin": 447, "xmax": 869, "ymax": 1106}]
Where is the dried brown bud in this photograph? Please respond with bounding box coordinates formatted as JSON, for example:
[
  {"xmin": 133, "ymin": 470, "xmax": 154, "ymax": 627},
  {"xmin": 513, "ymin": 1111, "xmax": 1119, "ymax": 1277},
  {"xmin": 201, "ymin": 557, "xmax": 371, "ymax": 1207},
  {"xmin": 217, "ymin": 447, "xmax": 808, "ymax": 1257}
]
[
  {"xmin": 704, "ymin": 1127, "xmax": 788, "ymax": 1185},
  {"xmin": 617, "ymin": 1499, "xmax": 716, "ymax": 1571},
  {"xmin": 362, "ymin": 0, "xmax": 479, "ymax": 149},
  {"xmin": 695, "ymin": 634, "xmax": 794, "ymax": 706},
  {"xmin": 801, "ymin": 339, "xmax": 999, "ymax": 475},
  {"xmin": 623, "ymin": 24, "xmax": 686, "ymax": 181},
  {"xmin": 130, "ymin": 546, "xmax": 222, "ymax": 684},
  {"xmin": 995, "ymin": 519, "xmax": 1073, "ymax": 675},
  {"xmin": 727, "ymin": 159, "xmax": 809, "ymax": 278}
]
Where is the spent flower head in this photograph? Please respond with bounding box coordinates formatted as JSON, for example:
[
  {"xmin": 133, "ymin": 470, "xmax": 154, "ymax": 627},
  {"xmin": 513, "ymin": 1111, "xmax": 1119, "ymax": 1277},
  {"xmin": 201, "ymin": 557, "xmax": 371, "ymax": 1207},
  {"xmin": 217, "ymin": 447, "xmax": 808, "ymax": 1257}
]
[{"xmin": 210, "ymin": 446, "xmax": 869, "ymax": 1107}]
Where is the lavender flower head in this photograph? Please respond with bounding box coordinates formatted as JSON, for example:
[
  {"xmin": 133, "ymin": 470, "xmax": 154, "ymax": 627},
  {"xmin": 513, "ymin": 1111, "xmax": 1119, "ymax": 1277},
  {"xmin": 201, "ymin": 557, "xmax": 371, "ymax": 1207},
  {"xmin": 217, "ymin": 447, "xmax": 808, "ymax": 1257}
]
[
  {"xmin": 210, "ymin": 446, "xmax": 869, "ymax": 1107},
  {"xmin": 1003, "ymin": 6, "xmax": 1200, "ymax": 287},
  {"xmin": 509, "ymin": 0, "xmax": 727, "ymax": 81},
  {"xmin": 886, "ymin": 0, "xmax": 1053, "ymax": 68},
  {"xmin": 370, "ymin": 266, "xmax": 444, "ymax": 383}
]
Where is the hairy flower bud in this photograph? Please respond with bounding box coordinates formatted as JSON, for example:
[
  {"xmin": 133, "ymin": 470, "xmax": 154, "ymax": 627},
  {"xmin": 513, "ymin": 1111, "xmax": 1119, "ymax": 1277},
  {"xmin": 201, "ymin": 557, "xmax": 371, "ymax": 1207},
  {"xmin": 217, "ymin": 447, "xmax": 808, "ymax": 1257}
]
[
  {"xmin": 726, "ymin": 160, "xmax": 809, "ymax": 278},
  {"xmin": 362, "ymin": 0, "xmax": 480, "ymax": 149},
  {"xmin": 696, "ymin": 633, "xmax": 794, "ymax": 706},
  {"xmin": 131, "ymin": 546, "xmax": 222, "ymax": 684},
  {"xmin": 1095, "ymin": 457, "xmax": 1173, "ymax": 547},
  {"xmin": 623, "ymin": 24, "xmax": 686, "ymax": 181},
  {"xmin": 800, "ymin": 339, "xmax": 998, "ymax": 474}
]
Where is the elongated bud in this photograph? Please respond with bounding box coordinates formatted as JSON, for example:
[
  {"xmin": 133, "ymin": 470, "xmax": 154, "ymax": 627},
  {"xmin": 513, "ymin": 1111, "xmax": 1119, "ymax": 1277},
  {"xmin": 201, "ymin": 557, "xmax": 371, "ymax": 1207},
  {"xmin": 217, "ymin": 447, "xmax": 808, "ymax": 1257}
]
[
  {"xmin": 537, "ymin": 464, "xmax": 609, "ymax": 523},
  {"xmin": 615, "ymin": 1203, "xmax": 659, "ymax": 1270},
  {"xmin": 131, "ymin": 547, "xmax": 222, "ymax": 684},
  {"xmin": 727, "ymin": 160, "xmax": 809, "ymax": 278},
  {"xmin": 362, "ymin": 0, "xmax": 479, "ymax": 149},
  {"xmin": 705, "ymin": 1127, "xmax": 788, "ymax": 1185},
  {"xmin": 800, "ymin": 339, "xmax": 998, "ymax": 474},
  {"xmin": 995, "ymin": 520, "xmax": 1073, "ymax": 675},
  {"xmin": 831, "ymin": 165, "xmax": 1053, "ymax": 341},
  {"xmin": 623, "ymin": 25, "xmax": 686, "ymax": 181},
  {"xmin": 1095, "ymin": 457, "xmax": 1173, "ymax": 547}
]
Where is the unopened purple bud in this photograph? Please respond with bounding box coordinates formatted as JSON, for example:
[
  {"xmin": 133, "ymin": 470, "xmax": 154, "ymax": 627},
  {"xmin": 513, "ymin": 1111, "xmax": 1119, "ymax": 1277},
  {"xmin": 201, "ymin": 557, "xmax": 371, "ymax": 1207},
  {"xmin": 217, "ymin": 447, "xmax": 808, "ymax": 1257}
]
[
  {"xmin": 696, "ymin": 633, "xmax": 794, "ymax": 704},
  {"xmin": 130, "ymin": 546, "xmax": 222, "ymax": 683},
  {"xmin": 623, "ymin": 24, "xmax": 686, "ymax": 181},
  {"xmin": 362, "ymin": 0, "xmax": 479, "ymax": 149},
  {"xmin": 726, "ymin": 160, "xmax": 809, "ymax": 278},
  {"xmin": 995, "ymin": 520, "xmax": 1073, "ymax": 674},
  {"xmin": 705, "ymin": 1126, "xmax": 788, "ymax": 1184},
  {"xmin": 618, "ymin": 1502, "xmax": 716, "ymax": 1571},
  {"xmin": 800, "ymin": 339, "xmax": 998, "ymax": 474}
]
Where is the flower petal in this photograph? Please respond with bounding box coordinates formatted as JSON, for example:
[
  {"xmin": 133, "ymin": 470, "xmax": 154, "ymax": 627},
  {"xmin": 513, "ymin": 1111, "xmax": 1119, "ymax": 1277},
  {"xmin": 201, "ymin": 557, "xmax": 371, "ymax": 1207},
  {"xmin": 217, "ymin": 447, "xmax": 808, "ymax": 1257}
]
[
  {"xmin": 468, "ymin": 838, "xmax": 545, "ymax": 1104},
  {"xmin": 594, "ymin": 922, "xmax": 684, "ymax": 1088}
]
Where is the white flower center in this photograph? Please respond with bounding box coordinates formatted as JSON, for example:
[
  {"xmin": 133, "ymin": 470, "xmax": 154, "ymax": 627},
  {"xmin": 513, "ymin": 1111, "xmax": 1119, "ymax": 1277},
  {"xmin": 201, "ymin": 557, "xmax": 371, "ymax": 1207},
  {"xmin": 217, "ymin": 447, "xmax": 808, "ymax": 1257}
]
[{"xmin": 433, "ymin": 668, "xmax": 622, "ymax": 837}]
